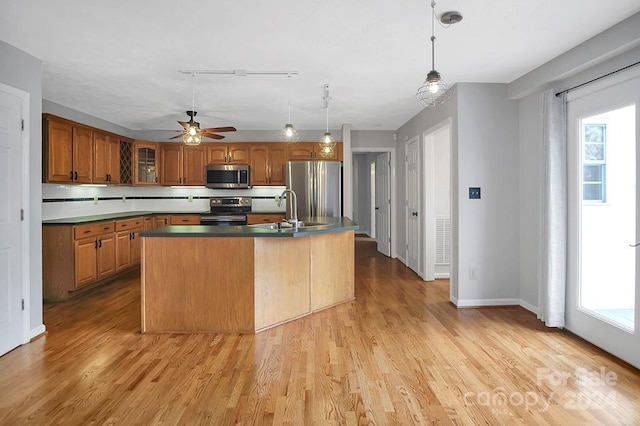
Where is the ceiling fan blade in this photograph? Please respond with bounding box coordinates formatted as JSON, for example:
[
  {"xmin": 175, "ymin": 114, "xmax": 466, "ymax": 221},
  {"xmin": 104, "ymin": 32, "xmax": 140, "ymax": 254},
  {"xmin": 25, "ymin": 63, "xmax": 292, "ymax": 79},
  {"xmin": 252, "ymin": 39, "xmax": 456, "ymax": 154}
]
[
  {"xmin": 202, "ymin": 126, "xmax": 237, "ymax": 133},
  {"xmin": 177, "ymin": 120, "xmax": 190, "ymax": 130},
  {"xmin": 203, "ymin": 133, "xmax": 226, "ymax": 140},
  {"xmin": 169, "ymin": 133, "xmax": 184, "ymax": 139}
]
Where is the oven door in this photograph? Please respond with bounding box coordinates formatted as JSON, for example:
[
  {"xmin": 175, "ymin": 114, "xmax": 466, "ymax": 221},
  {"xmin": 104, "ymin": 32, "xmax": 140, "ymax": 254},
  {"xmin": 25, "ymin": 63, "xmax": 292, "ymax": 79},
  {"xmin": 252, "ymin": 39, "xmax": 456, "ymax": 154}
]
[{"xmin": 199, "ymin": 214, "xmax": 247, "ymax": 226}]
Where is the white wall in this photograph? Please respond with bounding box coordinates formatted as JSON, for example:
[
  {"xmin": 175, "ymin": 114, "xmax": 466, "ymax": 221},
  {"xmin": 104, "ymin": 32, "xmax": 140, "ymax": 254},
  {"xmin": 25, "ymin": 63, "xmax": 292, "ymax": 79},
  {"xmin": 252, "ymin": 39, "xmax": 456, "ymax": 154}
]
[
  {"xmin": 0, "ymin": 41, "xmax": 44, "ymax": 337},
  {"xmin": 456, "ymin": 83, "xmax": 520, "ymax": 304}
]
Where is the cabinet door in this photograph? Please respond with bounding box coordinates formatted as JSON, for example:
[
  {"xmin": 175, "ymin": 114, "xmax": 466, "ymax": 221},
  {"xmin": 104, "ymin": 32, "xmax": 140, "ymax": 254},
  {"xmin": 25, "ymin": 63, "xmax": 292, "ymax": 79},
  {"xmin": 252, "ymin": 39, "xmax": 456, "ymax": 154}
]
[
  {"xmin": 73, "ymin": 126, "xmax": 94, "ymax": 183},
  {"xmin": 154, "ymin": 216, "xmax": 169, "ymax": 228},
  {"xmin": 130, "ymin": 229, "xmax": 142, "ymax": 265},
  {"xmin": 45, "ymin": 118, "xmax": 73, "ymax": 182},
  {"xmin": 134, "ymin": 141, "xmax": 159, "ymax": 185},
  {"xmin": 93, "ymin": 132, "xmax": 110, "ymax": 183},
  {"xmin": 74, "ymin": 237, "xmax": 97, "ymax": 288},
  {"xmin": 160, "ymin": 144, "xmax": 183, "ymax": 185},
  {"xmin": 115, "ymin": 230, "xmax": 132, "ymax": 272},
  {"xmin": 107, "ymin": 137, "xmax": 121, "ymax": 183},
  {"xmin": 228, "ymin": 144, "xmax": 250, "ymax": 164},
  {"xmin": 144, "ymin": 216, "xmax": 154, "ymax": 231},
  {"xmin": 246, "ymin": 213, "xmax": 286, "ymax": 225},
  {"xmin": 288, "ymin": 143, "xmax": 315, "ymax": 160},
  {"xmin": 183, "ymin": 145, "xmax": 205, "ymax": 185},
  {"xmin": 250, "ymin": 146, "xmax": 269, "ymax": 185},
  {"xmin": 269, "ymin": 145, "xmax": 288, "ymax": 185},
  {"xmin": 206, "ymin": 145, "xmax": 228, "ymax": 164},
  {"xmin": 96, "ymin": 233, "xmax": 116, "ymax": 280}
]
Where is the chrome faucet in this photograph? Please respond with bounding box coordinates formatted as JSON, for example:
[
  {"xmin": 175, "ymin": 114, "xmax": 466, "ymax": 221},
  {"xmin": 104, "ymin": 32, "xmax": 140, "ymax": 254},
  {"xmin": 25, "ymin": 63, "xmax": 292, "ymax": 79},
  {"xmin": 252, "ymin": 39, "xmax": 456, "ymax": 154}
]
[{"xmin": 277, "ymin": 189, "xmax": 299, "ymax": 229}]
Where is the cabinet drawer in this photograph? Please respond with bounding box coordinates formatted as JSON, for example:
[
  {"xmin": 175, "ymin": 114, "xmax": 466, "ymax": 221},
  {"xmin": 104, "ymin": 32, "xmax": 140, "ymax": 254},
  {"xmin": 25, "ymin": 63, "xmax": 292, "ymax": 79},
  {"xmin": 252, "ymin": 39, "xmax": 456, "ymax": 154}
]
[
  {"xmin": 246, "ymin": 214, "xmax": 285, "ymax": 225},
  {"xmin": 169, "ymin": 215, "xmax": 201, "ymax": 225},
  {"xmin": 74, "ymin": 221, "xmax": 115, "ymax": 240},
  {"xmin": 116, "ymin": 217, "xmax": 144, "ymax": 231}
]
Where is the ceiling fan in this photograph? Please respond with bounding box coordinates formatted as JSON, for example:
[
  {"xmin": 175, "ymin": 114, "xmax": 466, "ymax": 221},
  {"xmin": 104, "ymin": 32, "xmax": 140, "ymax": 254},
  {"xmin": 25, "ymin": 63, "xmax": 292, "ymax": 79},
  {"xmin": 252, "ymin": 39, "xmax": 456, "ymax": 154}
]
[{"xmin": 170, "ymin": 110, "xmax": 237, "ymax": 144}]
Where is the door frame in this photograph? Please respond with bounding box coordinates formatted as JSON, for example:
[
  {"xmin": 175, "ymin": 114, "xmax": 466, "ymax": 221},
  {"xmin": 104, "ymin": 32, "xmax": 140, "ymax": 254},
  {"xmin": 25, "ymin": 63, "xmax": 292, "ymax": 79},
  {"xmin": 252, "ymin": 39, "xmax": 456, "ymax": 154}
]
[
  {"xmin": 405, "ymin": 136, "xmax": 421, "ymax": 275},
  {"xmin": 423, "ymin": 118, "xmax": 453, "ymax": 281},
  {"xmin": 352, "ymin": 147, "xmax": 397, "ymax": 258},
  {"xmin": 0, "ymin": 82, "xmax": 30, "ymax": 348}
]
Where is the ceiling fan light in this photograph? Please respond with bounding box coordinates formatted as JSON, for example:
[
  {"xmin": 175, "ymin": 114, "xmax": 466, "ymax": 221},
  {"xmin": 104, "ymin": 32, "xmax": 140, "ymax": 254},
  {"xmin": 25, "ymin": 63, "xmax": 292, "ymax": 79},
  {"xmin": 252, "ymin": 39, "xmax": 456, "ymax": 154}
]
[
  {"xmin": 280, "ymin": 123, "xmax": 300, "ymax": 142},
  {"xmin": 183, "ymin": 132, "xmax": 202, "ymax": 146}
]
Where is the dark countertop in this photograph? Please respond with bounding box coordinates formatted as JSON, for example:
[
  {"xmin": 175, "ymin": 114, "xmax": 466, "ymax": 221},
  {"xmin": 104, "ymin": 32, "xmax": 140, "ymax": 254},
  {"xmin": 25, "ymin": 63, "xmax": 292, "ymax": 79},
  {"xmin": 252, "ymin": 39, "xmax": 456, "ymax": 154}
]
[
  {"xmin": 42, "ymin": 211, "xmax": 205, "ymax": 225},
  {"xmin": 140, "ymin": 217, "xmax": 358, "ymax": 238}
]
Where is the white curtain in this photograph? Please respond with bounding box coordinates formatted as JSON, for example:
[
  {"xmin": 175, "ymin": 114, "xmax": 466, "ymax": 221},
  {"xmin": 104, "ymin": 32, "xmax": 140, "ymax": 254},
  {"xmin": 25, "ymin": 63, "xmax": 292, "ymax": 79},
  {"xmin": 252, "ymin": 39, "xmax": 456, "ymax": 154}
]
[{"xmin": 538, "ymin": 90, "xmax": 567, "ymax": 328}]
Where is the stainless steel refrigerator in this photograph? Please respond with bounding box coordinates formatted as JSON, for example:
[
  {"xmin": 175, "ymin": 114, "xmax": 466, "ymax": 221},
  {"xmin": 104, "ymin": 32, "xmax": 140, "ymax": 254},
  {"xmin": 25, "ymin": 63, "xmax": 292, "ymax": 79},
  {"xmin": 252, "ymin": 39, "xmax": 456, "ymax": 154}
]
[{"xmin": 285, "ymin": 161, "xmax": 342, "ymax": 218}]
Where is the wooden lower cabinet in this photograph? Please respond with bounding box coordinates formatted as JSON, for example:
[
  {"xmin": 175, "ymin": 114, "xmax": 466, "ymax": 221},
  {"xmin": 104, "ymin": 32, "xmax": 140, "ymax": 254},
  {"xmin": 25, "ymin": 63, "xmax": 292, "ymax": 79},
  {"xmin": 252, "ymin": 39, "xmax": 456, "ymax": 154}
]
[
  {"xmin": 154, "ymin": 216, "xmax": 169, "ymax": 228},
  {"xmin": 43, "ymin": 217, "xmax": 145, "ymax": 301}
]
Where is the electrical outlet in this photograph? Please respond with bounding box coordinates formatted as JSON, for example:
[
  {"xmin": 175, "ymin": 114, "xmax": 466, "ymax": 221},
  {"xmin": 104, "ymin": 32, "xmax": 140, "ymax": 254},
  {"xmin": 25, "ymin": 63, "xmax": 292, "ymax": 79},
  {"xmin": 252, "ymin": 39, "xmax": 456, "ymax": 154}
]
[
  {"xmin": 469, "ymin": 187, "xmax": 481, "ymax": 199},
  {"xmin": 188, "ymin": 195, "xmax": 193, "ymax": 203}
]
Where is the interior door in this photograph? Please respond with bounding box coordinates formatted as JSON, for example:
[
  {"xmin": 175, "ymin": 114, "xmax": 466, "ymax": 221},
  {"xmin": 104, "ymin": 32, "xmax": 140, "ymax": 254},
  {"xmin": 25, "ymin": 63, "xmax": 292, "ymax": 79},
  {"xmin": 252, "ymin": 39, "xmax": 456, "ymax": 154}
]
[
  {"xmin": 566, "ymin": 72, "xmax": 640, "ymax": 368},
  {"xmin": 0, "ymin": 86, "xmax": 24, "ymax": 356},
  {"xmin": 375, "ymin": 153, "xmax": 391, "ymax": 257},
  {"xmin": 406, "ymin": 137, "xmax": 420, "ymax": 274}
]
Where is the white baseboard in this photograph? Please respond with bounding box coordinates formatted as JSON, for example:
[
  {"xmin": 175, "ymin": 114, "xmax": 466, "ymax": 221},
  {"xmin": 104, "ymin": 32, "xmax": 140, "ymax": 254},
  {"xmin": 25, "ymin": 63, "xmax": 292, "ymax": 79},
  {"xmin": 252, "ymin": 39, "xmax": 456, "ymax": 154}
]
[
  {"xmin": 396, "ymin": 255, "xmax": 407, "ymax": 265},
  {"xmin": 29, "ymin": 324, "xmax": 46, "ymax": 341},
  {"xmin": 519, "ymin": 300, "xmax": 538, "ymax": 315},
  {"xmin": 435, "ymin": 272, "xmax": 450, "ymax": 279},
  {"xmin": 455, "ymin": 298, "xmax": 521, "ymax": 308}
]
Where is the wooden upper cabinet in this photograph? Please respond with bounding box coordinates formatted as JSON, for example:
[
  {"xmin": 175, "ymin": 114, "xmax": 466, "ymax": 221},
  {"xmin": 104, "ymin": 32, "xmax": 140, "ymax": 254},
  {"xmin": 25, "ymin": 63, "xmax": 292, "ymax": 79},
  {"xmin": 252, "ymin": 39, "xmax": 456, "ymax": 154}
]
[
  {"xmin": 287, "ymin": 142, "xmax": 343, "ymax": 161},
  {"xmin": 206, "ymin": 143, "xmax": 250, "ymax": 165},
  {"xmin": 287, "ymin": 143, "xmax": 315, "ymax": 160},
  {"xmin": 72, "ymin": 126, "xmax": 94, "ymax": 183},
  {"xmin": 44, "ymin": 116, "xmax": 73, "ymax": 182},
  {"xmin": 160, "ymin": 143, "xmax": 205, "ymax": 186},
  {"xmin": 250, "ymin": 144, "xmax": 287, "ymax": 186},
  {"xmin": 43, "ymin": 115, "xmax": 94, "ymax": 183},
  {"xmin": 183, "ymin": 145, "xmax": 205, "ymax": 185},
  {"xmin": 133, "ymin": 141, "xmax": 159, "ymax": 185},
  {"xmin": 160, "ymin": 144, "xmax": 182, "ymax": 185},
  {"xmin": 269, "ymin": 144, "xmax": 287, "ymax": 185},
  {"xmin": 94, "ymin": 132, "xmax": 120, "ymax": 184}
]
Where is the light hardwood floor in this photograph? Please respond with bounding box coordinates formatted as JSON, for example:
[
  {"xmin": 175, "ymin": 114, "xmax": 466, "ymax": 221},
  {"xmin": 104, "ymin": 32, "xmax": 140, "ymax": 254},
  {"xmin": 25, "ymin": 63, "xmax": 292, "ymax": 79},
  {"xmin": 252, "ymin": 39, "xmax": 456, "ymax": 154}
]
[{"xmin": 1, "ymin": 241, "xmax": 639, "ymax": 424}]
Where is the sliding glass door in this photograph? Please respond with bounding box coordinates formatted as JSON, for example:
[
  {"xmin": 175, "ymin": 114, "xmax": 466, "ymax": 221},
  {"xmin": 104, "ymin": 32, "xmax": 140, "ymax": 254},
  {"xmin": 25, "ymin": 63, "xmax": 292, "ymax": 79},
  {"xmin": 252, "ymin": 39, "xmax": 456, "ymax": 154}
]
[{"xmin": 566, "ymin": 71, "xmax": 640, "ymax": 368}]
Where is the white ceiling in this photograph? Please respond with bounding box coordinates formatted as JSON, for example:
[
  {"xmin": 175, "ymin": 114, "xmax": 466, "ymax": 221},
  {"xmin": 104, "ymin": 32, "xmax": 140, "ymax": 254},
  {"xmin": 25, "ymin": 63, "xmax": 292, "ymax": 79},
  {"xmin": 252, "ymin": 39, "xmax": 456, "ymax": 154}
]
[{"xmin": 2, "ymin": 1, "xmax": 639, "ymax": 133}]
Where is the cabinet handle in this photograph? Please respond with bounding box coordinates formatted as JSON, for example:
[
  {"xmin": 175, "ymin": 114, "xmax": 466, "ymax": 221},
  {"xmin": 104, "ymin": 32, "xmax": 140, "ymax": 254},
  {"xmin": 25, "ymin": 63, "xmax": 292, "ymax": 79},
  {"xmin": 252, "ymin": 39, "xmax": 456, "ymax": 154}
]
[
  {"xmin": 84, "ymin": 230, "xmax": 91, "ymax": 234},
  {"xmin": 94, "ymin": 240, "xmax": 98, "ymax": 249},
  {"xmin": 74, "ymin": 171, "xmax": 78, "ymax": 180},
  {"xmin": 107, "ymin": 174, "xmax": 111, "ymax": 182},
  {"xmin": 98, "ymin": 239, "xmax": 102, "ymax": 248},
  {"xmin": 229, "ymin": 154, "xmax": 233, "ymax": 162},
  {"xmin": 155, "ymin": 176, "xmax": 158, "ymax": 183},
  {"xmin": 103, "ymin": 226, "xmax": 110, "ymax": 230},
  {"xmin": 69, "ymin": 171, "xmax": 74, "ymax": 180}
]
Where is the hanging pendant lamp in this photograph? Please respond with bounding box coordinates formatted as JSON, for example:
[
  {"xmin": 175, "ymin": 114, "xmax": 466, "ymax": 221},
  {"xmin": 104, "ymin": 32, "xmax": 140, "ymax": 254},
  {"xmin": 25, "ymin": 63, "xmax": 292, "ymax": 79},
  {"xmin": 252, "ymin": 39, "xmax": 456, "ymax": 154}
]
[
  {"xmin": 280, "ymin": 74, "xmax": 300, "ymax": 142},
  {"xmin": 319, "ymin": 84, "xmax": 336, "ymax": 155},
  {"xmin": 416, "ymin": 0, "xmax": 455, "ymax": 107}
]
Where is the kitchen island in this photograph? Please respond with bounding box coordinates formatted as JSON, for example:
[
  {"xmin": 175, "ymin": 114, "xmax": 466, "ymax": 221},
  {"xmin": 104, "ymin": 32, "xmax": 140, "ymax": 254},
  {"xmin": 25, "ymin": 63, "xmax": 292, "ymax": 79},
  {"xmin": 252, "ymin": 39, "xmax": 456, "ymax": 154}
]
[{"xmin": 140, "ymin": 217, "xmax": 357, "ymax": 334}]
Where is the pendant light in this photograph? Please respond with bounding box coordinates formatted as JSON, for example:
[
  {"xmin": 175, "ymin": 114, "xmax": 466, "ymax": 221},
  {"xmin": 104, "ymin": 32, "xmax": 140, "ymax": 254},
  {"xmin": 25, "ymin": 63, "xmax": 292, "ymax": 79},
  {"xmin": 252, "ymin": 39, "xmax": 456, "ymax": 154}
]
[
  {"xmin": 319, "ymin": 84, "xmax": 336, "ymax": 155},
  {"xmin": 416, "ymin": 0, "xmax": 457, "ymax": 107},
  {"xmin": 280, "ymin": 73, "xmax": 300, "ymax": 142},
  {"xmin": 183, "ymin": 73, "xmax": 203, "ymax": 146}
]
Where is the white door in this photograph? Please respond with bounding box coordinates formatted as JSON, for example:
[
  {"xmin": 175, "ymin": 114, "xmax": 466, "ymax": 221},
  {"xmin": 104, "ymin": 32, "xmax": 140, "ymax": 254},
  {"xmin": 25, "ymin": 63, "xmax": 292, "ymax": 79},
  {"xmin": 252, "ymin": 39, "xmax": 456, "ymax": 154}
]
[
  {"xmin": 406, "ymin": 136, "xmax": 420, "ymax": 274},
  {"xmin": 0, "ymin": 86, "xmax": 24, "ymax": 356},
  {"xmin": 566, "ymin": 71, "xmax": 640, "ymax": 368},
  {"xmin": 375, "ymin": 153, "xmax": 391, "ymax": 257}
]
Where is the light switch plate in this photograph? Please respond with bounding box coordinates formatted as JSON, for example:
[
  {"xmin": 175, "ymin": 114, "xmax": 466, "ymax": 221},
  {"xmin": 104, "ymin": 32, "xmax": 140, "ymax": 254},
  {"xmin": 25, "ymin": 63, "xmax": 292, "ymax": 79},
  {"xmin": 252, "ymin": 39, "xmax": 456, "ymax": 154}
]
[{"xmin": 469, "ymin": 187, "xmax": 481, "ymax": 199}]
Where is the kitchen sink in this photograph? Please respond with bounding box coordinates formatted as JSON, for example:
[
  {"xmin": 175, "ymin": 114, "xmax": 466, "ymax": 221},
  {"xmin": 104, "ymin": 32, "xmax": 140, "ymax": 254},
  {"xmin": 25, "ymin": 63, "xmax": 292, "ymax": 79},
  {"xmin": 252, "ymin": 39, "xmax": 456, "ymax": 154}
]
[{"xmin": 247, "ymin": 221, "xmax": 328, "ymax": 230}]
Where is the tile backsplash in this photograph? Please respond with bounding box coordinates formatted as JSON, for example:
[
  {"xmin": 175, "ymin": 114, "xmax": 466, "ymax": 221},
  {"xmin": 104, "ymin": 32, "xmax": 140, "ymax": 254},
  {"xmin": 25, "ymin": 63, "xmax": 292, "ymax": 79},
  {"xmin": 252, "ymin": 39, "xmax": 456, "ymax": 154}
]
[{"xmin": 42, "ymin": 184, "xmax": 286, "ymax": 220}]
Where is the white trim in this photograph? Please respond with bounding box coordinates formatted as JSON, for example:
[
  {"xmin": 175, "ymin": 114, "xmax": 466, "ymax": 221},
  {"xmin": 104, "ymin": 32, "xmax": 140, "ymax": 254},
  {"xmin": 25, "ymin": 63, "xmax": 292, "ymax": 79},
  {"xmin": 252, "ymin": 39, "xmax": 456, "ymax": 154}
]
[
  {"xmin": 519, "ymin": 300, "xmax": 539, "ymax": 315},
  {"xmin": 455, "ymin": 298, "xmax": 522, "ymax": 308},
  {"xmin": 352, "ymin": 147, "xmax": 397, "ymax": 258},
  {"xmin": 29, "ymin": 324, "xmax": 46, "ymax": 340},
  {"xmin": 434, "ymin": 272, "xmax": 450, "ymax": 279},
  {"xmin": 404, "ymin": 136, "xmax": 420, "ymax": 272},
  {"xmin": 396, "ymin": 254, "xmax": 407, "ymax": 265},
  {"xmin": 0, "ymin": 82, "xmax": 34, "ymax": 346}
]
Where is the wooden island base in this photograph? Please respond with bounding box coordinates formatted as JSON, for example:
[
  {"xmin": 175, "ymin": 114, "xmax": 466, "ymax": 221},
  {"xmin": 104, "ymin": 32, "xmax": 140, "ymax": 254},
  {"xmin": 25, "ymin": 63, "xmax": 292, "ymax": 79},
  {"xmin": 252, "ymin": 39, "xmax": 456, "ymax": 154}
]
[{"xmin": 141, "ymin": 230, "xmax": 354, "ymax": 333}]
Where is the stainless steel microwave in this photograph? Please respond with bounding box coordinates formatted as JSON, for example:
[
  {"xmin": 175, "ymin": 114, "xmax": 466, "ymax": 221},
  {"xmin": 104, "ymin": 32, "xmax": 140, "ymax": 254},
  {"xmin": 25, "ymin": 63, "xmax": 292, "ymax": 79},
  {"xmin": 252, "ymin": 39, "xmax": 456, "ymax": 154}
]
[{"xmin": 205, "ymin": 164, "xmax": 250, "ymax": 189}]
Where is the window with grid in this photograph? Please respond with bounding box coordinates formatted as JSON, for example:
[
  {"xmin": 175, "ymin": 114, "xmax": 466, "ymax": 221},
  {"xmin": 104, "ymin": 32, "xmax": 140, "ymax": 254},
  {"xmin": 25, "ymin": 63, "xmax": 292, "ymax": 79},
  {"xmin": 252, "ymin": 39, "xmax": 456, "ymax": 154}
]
[{"xmin": 583, "ymin": 123, "xmax": 606, "ymax": 202}]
